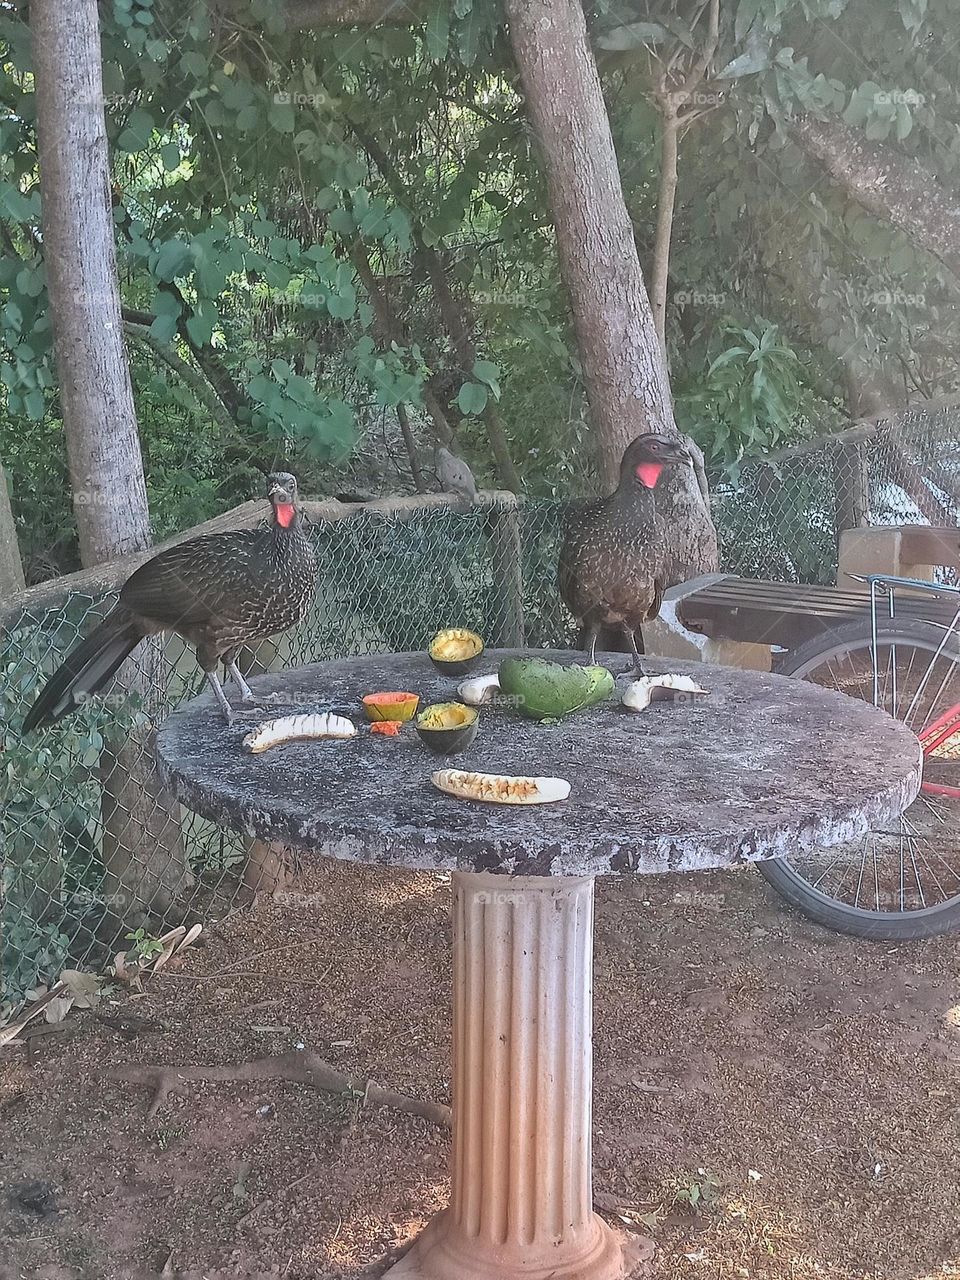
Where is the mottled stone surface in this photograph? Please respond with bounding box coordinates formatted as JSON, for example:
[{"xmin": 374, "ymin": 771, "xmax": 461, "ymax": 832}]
[{"xmin": 155, "ymin": 650, "xmax": 922, "ymax": 877}]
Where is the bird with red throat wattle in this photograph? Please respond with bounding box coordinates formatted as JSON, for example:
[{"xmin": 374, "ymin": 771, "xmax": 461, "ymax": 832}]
[
  {"xmin": 22, "ymin": 472, "xmax": 317, "ymax": 730},
  {"xmin": 558, "ymin": 433, "xmax": 719, "ymax": 673}
]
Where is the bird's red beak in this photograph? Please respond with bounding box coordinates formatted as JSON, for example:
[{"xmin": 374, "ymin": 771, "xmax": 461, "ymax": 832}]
[
  {"xmin": 275, "ymin": 503, "xmax": 296, "ymax": 528},
  {"xmin": 635, "ymin": 462, "xmax": 664, "ymax": 488}
]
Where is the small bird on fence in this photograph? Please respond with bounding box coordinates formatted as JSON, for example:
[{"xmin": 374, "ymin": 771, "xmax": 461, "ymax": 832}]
[
  {"xmin": 558, "ymin": 433, "xmax": 719, "ymax": 673},
  {"xmin": 435, "ymin": 443, "xmax": 478, "ymax": 503},
  {"xmin": 22, "ymin": 473, "xmax": 317, "ymax": 730}
]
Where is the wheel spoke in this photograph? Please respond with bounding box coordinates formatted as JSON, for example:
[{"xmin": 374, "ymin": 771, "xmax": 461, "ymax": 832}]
[{"xmin": 771, "ymin": 619, "xmax": 960, "ymax": 934}]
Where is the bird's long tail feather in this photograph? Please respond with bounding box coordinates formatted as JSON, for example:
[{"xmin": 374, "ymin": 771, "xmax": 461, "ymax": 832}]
[{"xmin": 21, "ymin": 608, "xmax": 145, "ymax": 733}]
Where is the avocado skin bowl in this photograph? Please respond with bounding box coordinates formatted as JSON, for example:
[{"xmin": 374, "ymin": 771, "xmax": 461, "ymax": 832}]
[
  {"xmin": 415, "ymin": 701, "xmax": 480, "ymax": 755},
  {"xmin": 428, "ymin": 628, "xmax": 484, "ymax": 676}
]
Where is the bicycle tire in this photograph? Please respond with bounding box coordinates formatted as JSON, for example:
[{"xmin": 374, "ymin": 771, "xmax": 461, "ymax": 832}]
[{"xmin": 758, "ymin": 616, "xmax": 960, "ymax": 940}]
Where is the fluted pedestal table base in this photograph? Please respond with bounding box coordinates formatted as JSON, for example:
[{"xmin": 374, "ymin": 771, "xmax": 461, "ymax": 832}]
[{"xmin": 386, "ymin": 872, "xmax": 627, "ymax": 1280}]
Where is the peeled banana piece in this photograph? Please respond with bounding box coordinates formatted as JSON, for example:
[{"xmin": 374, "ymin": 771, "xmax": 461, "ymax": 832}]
[
  {"xmin": 431, "ymin": 768, "xmax": 570, "ymax": 805},
  {"xmin": 242, "ymin": 712, "xmax": 357, "ymax": 753},
  {"xmin": 457, "ymin": 672, "xmax": 501, "ymax": 706},
  {"xmin": 621, "ymin": 674, "xmax": 708, "ymax": 713}
]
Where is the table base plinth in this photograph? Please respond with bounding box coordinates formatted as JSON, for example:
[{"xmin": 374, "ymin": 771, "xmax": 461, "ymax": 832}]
[
  {"xmin": 384, "ymin": 872, "xmax": 629, "ymax": 1280},
  {"xmin": 385, "ymin": 1207, "xmax": 625, "ymax": 1280}
]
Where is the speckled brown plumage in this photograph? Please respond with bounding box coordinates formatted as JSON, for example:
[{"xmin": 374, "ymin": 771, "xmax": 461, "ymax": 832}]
[
  {"xmin": 23, "ymin": 472, "xmax": 316, "ymax": 730},
  {"xmin": 559, "ymin": 434, "xmax": 719, "ymax": 663}
]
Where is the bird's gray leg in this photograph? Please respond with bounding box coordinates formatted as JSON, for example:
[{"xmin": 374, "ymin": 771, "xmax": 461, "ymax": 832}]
[
  {"xmin": 226, "ymin": 659, "xmax": 256, "ymax": 703},
  {"xmin": 583, "ymin": 625, "xmax": 599, "ymax": 665},
  {"xmin": 204, "ymin": 670, "xmax": 234, "ymax": 722},
  {"xmin": 626, "ymin": 628, "xmax": 646, "ymax": 677},
  {"xmin": 225, "ymin": 656, "xmax": 288, "ymax": 707}
]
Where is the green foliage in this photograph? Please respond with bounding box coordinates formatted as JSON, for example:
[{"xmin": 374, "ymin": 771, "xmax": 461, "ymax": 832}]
[
  {"xmin": 0, "ymin": 0, "xmax": 958, "ymax": 580},
  {"xmin": 676, "ymin": 323, "xmax": 818, "ymax": 470},
  {"xmin": 0, "ymin": 619, "xmax": 142, "ymax": 1010},
  {"xmin": 124, "ymin": 927, "xmax": 165, "ymax": 963}
]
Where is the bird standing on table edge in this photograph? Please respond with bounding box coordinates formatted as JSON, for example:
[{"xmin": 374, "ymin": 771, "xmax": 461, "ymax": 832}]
[
  {"xmin": 21, "ymin": 472, "xmax": 316, "ymax": 731},
  {"xmin": 558, "ymin": 433, "xmax": 719, "ymax": 674}
]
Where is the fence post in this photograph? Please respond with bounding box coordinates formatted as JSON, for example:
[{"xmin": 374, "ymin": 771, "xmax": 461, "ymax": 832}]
[
  {"xmin": 489, "ymin": 500, "xmax": 525, "ymax": 648},
  {"xmin": 833, "ymin": 440, "xmax": 868, "ymax": 545}
]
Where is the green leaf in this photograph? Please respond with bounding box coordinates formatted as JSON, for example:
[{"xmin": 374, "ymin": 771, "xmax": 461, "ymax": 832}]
[
  {"xmin": 716, "ymin": 44, "xmax": 770, "ymax": 79},
  {"xmin": 180, "ymin": 50, "xmax": 209, "ymax": 79},
  {"xmin": 327, "ymin": 287, "xmax": 356, "ymax": 320},
  {"xmin": 735, "ymin": 0, "xmax": 761, "ymax": 41},
  {"xmin": 472, "ymin": 359, "xmax": 501, "ymax": 399},
  {"xmin": 424, "ymin": 1, "xmax": 451, "ymax": 60},
  {"xmin": 154, "ymin": 239, "xmax": 192, "ymax": 282},
  {"xmin": 23, "ymin": 387, "xmax": 44, "ymax": 419},
  {"xmin": 148, "ymin": 312, "xmax": 177, "ymax": 342},
  {"xmin": 116, "ymin": 107, "xmax": 155, "ymax": 152},
  {"xmin": 160, "ymin": 141, "xmax": 180, "ymax": 172},
  {"xmin": 185, "ymin": 300, "xmax": 218, "ymax": 347},
  {"xmin": 267, "ymin": 100, "xmax": 296, "ymax": 133},
  {"xmin": 596, "ymin": 22, "xmax": 669, "ymax": 49},
  {"xmin": 457, "ymin": 5, "xmax": 483, "ymax": 64},
  {"xmin": 457, "ymin": 381, "xmax": 488, "ymax": 415},
  {"xmin": 236, "ymin": 104, "xmax": 261, "ymax": 132}
]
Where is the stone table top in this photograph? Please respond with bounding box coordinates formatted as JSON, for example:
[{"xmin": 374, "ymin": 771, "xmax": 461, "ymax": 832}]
[{"xmin": 154, "ymin": 649, "xmax": 922, "ymax": 877}]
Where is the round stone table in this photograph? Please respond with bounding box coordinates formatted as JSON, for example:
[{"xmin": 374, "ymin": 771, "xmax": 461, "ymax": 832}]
[{"xmin": 156, "ymin": 650, "xmax": 921, "ymax": 1280}]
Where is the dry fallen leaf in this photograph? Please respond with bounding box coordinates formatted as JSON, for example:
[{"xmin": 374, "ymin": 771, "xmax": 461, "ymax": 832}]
[
  {"xmin": 59, "ymin": 969, "xmax": 101, "ymax": 1009},
  {"xmin": 43, "ymin": 994, "xmax": 75, "ymax": 1024}
]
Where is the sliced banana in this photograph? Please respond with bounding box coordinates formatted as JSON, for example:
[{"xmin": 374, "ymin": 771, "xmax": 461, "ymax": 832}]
[
  {"xmin": 622, "ymin": 674, "xmax": 708, "ymax": 713},
  {"xmin": 432, "ymin": 768, "xmax": 570, "ymax": 805},
  {"xmin": 242, "ymin": 712, "xmax": 357, "ymax": 753},
  {"xmin": 457, "ymin": 672, "xmax": 501, "ymax": 706}
]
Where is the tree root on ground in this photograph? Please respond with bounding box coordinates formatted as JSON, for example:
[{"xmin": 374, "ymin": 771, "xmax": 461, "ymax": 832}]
[{"xmin": 107, "ymin": 1049, "xmax": 452, "ymax": 1126}]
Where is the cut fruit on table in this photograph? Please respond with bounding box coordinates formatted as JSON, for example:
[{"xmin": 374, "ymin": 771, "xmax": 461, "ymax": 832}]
[
  {"xmin": 428, "ymin": 628, "xmax": 485, "ymax": 675},
  {"xmin": 431, "ymin": 768, "xmax": 570, "ymax": 805},
  {"xmin": 621, "ymin": 675, "xmax": 709, "ymax": 712},
  {"xmin": 362, "ymin": 691, "xmax": 420, "ymax": 722}
]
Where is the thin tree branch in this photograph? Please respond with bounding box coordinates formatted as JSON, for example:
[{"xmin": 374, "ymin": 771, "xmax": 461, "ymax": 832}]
[{"xmin": 123, "ymin": 322, "xmax": 236, "ymax": 433}]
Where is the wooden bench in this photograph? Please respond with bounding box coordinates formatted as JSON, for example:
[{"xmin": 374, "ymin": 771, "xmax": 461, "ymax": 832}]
[
  {"xmin": 672, "ymin": 525, "xmax": 960, "ymax": 654},
  {"xmin": 676, "ymin": 575, "xmax": 960, "ymax": 651}
]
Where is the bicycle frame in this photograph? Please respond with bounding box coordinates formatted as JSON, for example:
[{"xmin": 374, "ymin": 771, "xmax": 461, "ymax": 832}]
[{"xmin": 860, "ymin": 574, "xmax": 960, "ymax": 799}]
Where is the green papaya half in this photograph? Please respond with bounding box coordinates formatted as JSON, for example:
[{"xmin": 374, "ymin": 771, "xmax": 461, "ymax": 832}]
[{"xmin": 497, "ymin": 657, "xmax": 615, "ymax": 721}]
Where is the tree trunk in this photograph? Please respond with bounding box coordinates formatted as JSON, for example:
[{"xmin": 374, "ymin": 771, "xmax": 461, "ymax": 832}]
[
  {"xmin": 503, "ymin": 0, "xmax": 675, "ymax": 491},
  {"xmin": 0, "ymin": 463, "xmax": 26, "ymax": 600},
  {"xmin": 31, "ymin": 0, "xmax": 151, "ymax": 564},
  {"xmin": 30, "ymin": 0, "xmax": 191, "ymax": 924},
  {"xmin": 650, "ymin": 111, "xmax": 679, "ymax": 355},
  {"xmin": 792, "ymin": 115, "xmax": 960, "ymax": 281}
]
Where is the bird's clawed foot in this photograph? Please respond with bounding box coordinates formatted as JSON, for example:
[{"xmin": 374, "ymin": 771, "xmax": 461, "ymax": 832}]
[
  {"xmin": 224, "ymin": 663, "xmax": 292, "ymax": 711},
  {"xmin": 614, "ymin": 659, "xmax": 647, "ymax": 677},
  {"xmin": 626, "ymin": 630, "xmax": 646, "ymax": 679}
]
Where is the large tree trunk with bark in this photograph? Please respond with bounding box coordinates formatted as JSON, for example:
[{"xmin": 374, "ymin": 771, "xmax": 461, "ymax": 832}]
[
  {"xmin": 503, "ymin": 0, "xmax": 675, "ymax": 492},
  {"xmin": 30, "ymin": 0, "xmax": 191, "ymax": 924},
  {"xmin": 0, "ymin": 463, "xmax": 25, "ymax": 600},
  {"xmin": 31, "ymin": 2, "xmax": 151, "ymax": 564},
  {"xmin": 792, "ymin": 115, "xmax": 960, "ymax": 281}
]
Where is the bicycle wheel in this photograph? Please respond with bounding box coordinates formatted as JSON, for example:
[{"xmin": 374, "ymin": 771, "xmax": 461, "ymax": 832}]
[{"xmin": 758, "ymin": 616, "xmax": 960, "ymax": 939}]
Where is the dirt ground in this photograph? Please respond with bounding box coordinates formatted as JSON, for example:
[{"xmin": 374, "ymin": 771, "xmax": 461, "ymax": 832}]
[{"xmin": 1, "ymin": 860, "xmax": 959, "ymax": 1280}]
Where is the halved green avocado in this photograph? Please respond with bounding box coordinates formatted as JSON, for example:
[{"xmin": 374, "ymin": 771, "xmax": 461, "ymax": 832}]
[
  {"xmin": 497, "ymin": 657, "xmax": 614, "ymax": 721},
  {"xmin": 415, "ymin": 701, "xmax": 480, "ymax": 755},
  {"xmin": 428, "ymin": 628, "xmax": 485, "ymax": 675}
]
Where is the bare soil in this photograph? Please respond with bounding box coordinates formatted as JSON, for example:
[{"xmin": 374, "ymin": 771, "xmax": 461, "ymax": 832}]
[{"xmin": 1, "ymin": 861, "xmax": 959, "ymax": 1280}]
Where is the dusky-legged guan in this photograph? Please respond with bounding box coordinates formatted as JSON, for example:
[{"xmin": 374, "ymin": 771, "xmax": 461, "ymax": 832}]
[{"xmin": 22, "ymin": 472, "xmax": 316, "ymax": 730}]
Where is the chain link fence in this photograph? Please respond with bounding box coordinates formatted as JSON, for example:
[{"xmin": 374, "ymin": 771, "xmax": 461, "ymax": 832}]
[
  {"xmin": 713, "ymin": 400, "xmax": 960, "ymax": 584},
  {"xmin": 4, "ymin": 402, "xmax": 959, "ymax": 1018},
  {"xmin": 1, "ymin": 499, "xmax": 574, "ymax": 1019}
]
